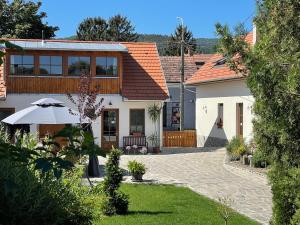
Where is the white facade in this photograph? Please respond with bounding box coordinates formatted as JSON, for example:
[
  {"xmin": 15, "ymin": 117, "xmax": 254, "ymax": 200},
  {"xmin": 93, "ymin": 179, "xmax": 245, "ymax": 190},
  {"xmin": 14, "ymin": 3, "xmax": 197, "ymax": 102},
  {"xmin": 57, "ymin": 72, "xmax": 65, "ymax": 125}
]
[
  {"xmin": 0, "ymin": 94, "xmax": 162, "ymax": 148},
  {"xmin": 195, "ymin": 79, "xmax": 254, "ymax": 147}
]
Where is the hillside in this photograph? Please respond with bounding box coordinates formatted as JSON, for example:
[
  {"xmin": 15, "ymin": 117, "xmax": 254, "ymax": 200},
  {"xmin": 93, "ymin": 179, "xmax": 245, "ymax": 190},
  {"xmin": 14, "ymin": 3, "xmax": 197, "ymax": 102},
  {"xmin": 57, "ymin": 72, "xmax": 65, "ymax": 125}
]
[{"xmin": 62, "ymin": 34, "xmax": 218, "ymax": 55}]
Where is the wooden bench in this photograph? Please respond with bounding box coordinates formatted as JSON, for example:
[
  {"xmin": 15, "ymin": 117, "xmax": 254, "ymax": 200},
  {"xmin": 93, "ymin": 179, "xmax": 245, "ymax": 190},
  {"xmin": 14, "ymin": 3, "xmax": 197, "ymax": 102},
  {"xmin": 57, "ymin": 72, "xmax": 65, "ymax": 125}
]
[{"xmin": 123, "ymin": 136, "xmax": 148, "ymax": 154}]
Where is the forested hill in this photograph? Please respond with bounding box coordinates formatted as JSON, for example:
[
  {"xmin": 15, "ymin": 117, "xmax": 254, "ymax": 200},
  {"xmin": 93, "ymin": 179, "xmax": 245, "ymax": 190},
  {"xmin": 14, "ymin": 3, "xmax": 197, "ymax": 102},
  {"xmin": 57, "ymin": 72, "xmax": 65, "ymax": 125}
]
[
  {"xmin": 62, "ymin": 34, "xmax": 218, "ymax": 55},
  {"xmin": 137, "ymin": 34, "xmax": 218, "ymax": 55}
]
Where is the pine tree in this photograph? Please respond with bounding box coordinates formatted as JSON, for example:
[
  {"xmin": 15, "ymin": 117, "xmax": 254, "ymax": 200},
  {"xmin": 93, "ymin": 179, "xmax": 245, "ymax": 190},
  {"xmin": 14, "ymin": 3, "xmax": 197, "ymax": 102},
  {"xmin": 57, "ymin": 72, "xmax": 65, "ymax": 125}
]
[
  {"xmin": 0, "ymin": 0, "xmax": 58, "ymax": 39},
  {"xmin": 76, "ymin": 17, "xmax": 108, "ymax": 41},
  {"xmin": 106, "ymin": 14, "xmax": 138, "ymax": 42},
  {"xmin": 165, "ymin": 25, "xmax": 197, "ymax": 56}
]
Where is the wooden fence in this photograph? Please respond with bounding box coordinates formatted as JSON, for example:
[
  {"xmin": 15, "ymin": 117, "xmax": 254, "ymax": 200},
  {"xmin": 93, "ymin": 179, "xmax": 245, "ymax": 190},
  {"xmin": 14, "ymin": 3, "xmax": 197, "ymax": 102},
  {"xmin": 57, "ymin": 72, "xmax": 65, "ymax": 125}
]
[{"xmin": 163, "ymin": 130, "xmax": 197, "ymax": 147}]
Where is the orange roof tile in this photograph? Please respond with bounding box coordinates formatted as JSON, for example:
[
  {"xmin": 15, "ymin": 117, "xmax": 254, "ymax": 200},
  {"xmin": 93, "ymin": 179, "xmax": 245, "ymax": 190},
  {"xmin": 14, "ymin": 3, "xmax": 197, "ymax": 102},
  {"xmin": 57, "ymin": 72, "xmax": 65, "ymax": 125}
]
[
  {"xmin": 186, "ymin": 32, "xmax": 253, "ymax": 85},
  {"xmin": 122, "ymin": 42, "xmax": 168, "ymax": 100}
]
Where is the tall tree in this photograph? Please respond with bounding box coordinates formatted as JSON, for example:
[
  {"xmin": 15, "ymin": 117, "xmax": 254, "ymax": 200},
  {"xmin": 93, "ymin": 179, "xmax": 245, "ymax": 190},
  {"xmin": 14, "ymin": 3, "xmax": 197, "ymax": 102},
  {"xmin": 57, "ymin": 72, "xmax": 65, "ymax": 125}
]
[
  {"xmin": 106, "ymin": 14, "xmax": 138, "ymax": 42},
  {"xmin": 165, "ymin": 25, "xmax": 197, "ymax": 56},
  {"xmin": 215, "ymin": 0, "xmax": 300, "ymax": 224},
  {"xmin": 76, "ymin": 17, "xmax": 108, "ymax": 41},
  {"xmin": 0, "ymin": 0, "xmax": 58, "ymax": 39}
]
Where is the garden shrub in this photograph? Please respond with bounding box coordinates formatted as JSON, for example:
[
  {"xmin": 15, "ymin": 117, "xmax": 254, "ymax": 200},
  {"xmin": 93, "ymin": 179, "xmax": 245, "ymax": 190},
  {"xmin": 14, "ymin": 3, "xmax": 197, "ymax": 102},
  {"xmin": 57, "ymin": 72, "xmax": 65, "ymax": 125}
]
[
  {"xmin": 269, "ymin": 165, "xmax": 300, "ymax": 225},
  {"xmin": 102, "ymin": 148, "xmax": 129, "ymax": 215},
  {"xmin": 252, "ymin": 148, "xmax": 270, "ymax": 168},
  {"xmin": 226, "ymin": 136, "xmax": 248, "ymax": 160},
  {"xmin": 0, "ymin": 159, "xmax": 93, "ymax": 225}
]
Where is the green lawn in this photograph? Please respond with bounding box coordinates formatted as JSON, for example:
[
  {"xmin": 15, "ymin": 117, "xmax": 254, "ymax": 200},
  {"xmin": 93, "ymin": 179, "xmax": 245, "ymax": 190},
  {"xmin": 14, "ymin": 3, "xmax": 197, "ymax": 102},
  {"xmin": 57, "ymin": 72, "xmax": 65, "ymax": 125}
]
[{"xmin": 94, "ymin": 184, "xmax": 260, "ymax": 225}]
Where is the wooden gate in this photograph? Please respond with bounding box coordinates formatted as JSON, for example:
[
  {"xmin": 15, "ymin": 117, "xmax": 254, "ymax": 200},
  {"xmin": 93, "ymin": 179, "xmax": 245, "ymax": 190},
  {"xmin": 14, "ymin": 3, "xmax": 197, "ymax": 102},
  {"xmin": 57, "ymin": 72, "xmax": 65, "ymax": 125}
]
[{"xmin": 163, "ymin": 130, "xmax": 197, "ymax": 147}]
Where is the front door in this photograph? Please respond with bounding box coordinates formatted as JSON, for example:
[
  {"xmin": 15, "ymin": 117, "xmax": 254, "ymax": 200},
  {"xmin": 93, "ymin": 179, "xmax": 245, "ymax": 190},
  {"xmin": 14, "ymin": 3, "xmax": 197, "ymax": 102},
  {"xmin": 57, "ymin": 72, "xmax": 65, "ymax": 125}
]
[
  {"xmin": 236, "ymin": 103, "xmax": 243, "ymax": 138},
  {"xmin": 102, "ymin": 109, "xmax": 119, "ymax": 150}
]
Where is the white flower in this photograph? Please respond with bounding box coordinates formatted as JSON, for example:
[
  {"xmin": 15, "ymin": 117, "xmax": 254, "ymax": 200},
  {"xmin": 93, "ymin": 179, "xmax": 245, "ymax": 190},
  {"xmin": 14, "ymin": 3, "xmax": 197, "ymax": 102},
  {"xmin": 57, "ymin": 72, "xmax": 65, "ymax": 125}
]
[
  {"xmin": 140, "ymin": 147, "xmax": 147, "ymax": 154},
  {"xmin": 126, "ymin": 146, "xmax": 131, "ymax": 150},
  {"xmin": 132, "ymin": 145, "xmax": 138, "ymax": 149}
]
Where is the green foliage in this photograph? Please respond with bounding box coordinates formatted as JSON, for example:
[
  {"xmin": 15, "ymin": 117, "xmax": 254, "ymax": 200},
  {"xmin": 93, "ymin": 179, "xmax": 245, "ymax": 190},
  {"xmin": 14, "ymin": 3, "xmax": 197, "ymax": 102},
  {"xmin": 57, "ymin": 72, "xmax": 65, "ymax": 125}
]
[
  {"xmin": 0, "ymin": 0, "xmax": 58, "ymax": 39},
  {"xmin": 269, "ymin": 165, "xmax": 300, "ymax": 225},
  {"xmin": 216, "ymin": 0, "xmax": 300, "ymax": 223},
  {"xmin": 128, "ymin": 160, "xmax": 146, "ymax": 176},
  {"xmin": 148, "ymin": 103, "xmax": 162, "ymax": 123},
  {"xmin": 102, "ymin": 148, "xmax": 129, "ymax": 215},
  {"xmin": 0, "ymin": 160, "xmax": 93, "ymax": 225},
  {"xmin": 252, "ymin": 149, "xmax": 270, "ymax": 168},
  {"xmin": 0, "ymin": 40, "xmax": 22, "ymax": 65},
  {"xmin": 77, "ymin": 17, "xmax": 108, "ymax": 41},
  {"xmin": 165, "ymin": 25, "xmax": 197, "ymax": 56},
  {"xmin": 107, "ymin": 14, "xmax": 138, "ymax": 42},
  {"xmin": 226, "ymin": 136, "xmax": 247, "ymax": 160},
  {"xmin": 76, "ymin": 14, "xmax": 138, "ymax": 42}
]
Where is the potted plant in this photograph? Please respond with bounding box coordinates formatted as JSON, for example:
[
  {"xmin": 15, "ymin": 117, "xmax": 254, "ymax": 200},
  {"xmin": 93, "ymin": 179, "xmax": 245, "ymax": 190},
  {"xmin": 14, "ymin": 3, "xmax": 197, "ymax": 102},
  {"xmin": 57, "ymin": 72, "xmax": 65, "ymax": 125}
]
[
  {"xmin": 148, "ymin": 103, "xmax": 162, "ymax": 153},
  {"xmin": 148, "ymin": 133, "xmax": 160, "ymax": 153},
  {"xmin": 128, "ymin": 160, "xmax": 147, "ymax": 181}
]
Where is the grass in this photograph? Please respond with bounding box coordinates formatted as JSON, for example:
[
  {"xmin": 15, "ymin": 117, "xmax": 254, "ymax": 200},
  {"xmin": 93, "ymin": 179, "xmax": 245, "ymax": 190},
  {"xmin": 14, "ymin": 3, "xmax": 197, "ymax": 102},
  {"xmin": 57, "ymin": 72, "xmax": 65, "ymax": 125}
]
[{"xmin": 94, "ymin": 184, "xmax": 260, "ymax": 225}]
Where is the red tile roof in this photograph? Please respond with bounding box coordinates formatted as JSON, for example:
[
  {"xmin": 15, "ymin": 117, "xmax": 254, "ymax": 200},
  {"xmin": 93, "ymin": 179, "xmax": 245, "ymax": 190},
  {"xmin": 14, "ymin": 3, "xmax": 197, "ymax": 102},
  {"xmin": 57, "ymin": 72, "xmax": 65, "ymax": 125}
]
[
  {"xmin": 192, "ymin": 54, "xmax": 214, "ymax": 63},
  {"xmin": 0, "ymin": 39, "xmax": 168, "ymax": 101},
  {"xmin": 160, "ymin": 56, "xmax": 198, "ymax": 83},
  {"xmin": 122, "ymin": 42, "xmax": 169, "ymax": 100},
  {"xmin": 186, "ymin": 32, "xmax": 253, "ymax": 85}
]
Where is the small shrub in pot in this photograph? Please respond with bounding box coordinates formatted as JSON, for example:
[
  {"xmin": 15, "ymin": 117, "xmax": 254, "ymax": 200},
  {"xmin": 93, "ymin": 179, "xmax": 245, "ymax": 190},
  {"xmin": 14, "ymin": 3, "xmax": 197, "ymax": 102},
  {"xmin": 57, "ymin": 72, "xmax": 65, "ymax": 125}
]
[{"xmin": 128, "ymin": 160, "xmax": 146, "ymax": 181}]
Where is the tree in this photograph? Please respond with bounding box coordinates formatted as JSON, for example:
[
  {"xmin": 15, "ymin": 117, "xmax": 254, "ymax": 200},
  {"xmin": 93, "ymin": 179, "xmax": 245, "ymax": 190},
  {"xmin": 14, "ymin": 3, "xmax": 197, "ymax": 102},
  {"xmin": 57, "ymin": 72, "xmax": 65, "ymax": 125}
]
[
  {"xmin": 106, "ymin": 14, "xmax": 139, "ymax": 42},
  {"xmin": 215, "ymin": 1, "xmax": 300, "ymax": 224},
  {"xmin": 67, "ymin": 74, "xmax": 105, "ymax": 177},
  {"xmin": 165, "ymin": 25, "xmax": 197, "ymax": 56},
  {"xmin": 76, "ymin": 17, "xmax": 108, "ymax": 41},
  {"xmin": 0, "ymin": 0, "xmax": 58, "ymax": 39}
]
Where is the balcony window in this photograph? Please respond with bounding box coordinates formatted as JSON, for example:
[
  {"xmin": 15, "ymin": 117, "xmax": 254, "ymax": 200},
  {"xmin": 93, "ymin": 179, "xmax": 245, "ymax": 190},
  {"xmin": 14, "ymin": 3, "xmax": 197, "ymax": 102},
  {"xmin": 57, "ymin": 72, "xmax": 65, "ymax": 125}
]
[
  {"xmin": 96, "ymin": 57, "xmax": 118, "ymax": 76},
  {"xmin": 39, "ymin": 56, "xmax": 62, "ymax": 75},
  {"xmin": 68, "ymin": 56, "xmax": 90, "ymax": 75},
  {"xmin": 10, "ymin": 55, "xmax": 34, "ymax": 75}
]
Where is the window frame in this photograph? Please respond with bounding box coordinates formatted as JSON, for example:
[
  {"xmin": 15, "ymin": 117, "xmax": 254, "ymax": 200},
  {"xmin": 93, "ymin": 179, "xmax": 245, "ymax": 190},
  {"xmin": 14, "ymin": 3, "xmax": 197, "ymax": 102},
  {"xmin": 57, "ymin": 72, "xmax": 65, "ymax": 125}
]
[
  {"xmin": 10, "ymin": 55, "xmax": 35, "ymax": 76},
  {"xmin": 95, "ymin": 56, "xmax": 118, "ymax": 77},
  {"xmin": 129, "ymin": 109, "xmax": 145, "ymax": 135},
  {"xmin": 67, "ymin": 56, "xmax": 91, "ymax": 76},
  {"xmin": 39, "ymin": 55, "xmax": 63, "ymax": 76}
]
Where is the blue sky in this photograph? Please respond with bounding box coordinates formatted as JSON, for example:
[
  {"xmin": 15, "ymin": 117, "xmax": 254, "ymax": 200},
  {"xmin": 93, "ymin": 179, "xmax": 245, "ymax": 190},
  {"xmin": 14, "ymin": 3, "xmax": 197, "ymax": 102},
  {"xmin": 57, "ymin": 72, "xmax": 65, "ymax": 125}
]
[{"xmin": 39, "ymin": 0, "xmax": 256, "ymax": 38}]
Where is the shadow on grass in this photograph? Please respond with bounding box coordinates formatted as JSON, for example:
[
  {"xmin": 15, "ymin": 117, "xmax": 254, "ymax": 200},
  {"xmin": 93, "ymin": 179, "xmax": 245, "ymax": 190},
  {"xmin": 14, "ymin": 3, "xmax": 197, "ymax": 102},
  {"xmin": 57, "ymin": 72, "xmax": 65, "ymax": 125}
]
[{"xmin": 126, "ymin": 210, "xmax": 172, "ymax": 216}]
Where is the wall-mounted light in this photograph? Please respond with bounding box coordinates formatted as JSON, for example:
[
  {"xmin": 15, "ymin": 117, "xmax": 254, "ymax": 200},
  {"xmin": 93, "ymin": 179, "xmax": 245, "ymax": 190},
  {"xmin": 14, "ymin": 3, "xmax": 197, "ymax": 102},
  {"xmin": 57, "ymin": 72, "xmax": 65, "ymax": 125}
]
[
  {"xmin": 202, "ymin": 105, "xmax": 207, "ymax": 113},
  {"xmin": 109, "ymin": 101, "xmax": 112, "ymax": 106}
]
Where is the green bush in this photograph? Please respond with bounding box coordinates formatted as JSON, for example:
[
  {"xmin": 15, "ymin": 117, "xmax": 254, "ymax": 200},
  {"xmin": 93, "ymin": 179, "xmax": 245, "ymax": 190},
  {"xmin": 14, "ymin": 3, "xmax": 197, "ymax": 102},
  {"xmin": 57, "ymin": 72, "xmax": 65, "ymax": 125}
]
[
  {"xmin": 252, "ymin": 149, "xmax": 270, "ymax": 168},
  {"xmin": 226, "ymin": 137, "xmax": 248, "ymax": 160},
  {"xmin": 0, "ymin": 159, "xmax": 93, "ymax": 225},
  {"xmin": 102, "ymin": 148, "xmax": 129, "ymax": 215},
  {"xmin": 128, "ymin": 160, "xmax": 146, "ymax": 175},
  {"xmin": 269, "ymin": 165, "xmax": 300, "ymax": 225}
]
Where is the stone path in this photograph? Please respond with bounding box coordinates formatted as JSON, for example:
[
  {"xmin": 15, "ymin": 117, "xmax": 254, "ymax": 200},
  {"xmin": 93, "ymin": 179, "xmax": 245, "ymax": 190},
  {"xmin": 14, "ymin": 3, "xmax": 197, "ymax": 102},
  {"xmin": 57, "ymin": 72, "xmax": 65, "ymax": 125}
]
[{"xmin": 118, "ymin": 148, "xmax": 272, "ymax": 225}]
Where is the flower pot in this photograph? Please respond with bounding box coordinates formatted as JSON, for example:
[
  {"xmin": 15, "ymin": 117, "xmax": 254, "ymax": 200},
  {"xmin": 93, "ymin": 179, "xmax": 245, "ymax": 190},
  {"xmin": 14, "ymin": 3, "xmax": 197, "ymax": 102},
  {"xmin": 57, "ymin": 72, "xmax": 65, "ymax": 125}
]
[{"xmin": 132, "ymin": 173, "xmax": 143, "ymax": 181}]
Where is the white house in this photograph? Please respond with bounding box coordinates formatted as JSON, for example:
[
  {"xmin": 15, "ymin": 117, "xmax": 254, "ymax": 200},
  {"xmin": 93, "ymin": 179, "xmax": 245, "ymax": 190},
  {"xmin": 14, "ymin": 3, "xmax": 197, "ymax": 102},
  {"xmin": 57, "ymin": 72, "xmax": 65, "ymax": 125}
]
[
  {"xmin": 0, "ymin": 39, "xmax": 169, "ymax": 149},
  {"xmin": 186, "ymin": 32, "xmax": 255, "ymax": 147}
]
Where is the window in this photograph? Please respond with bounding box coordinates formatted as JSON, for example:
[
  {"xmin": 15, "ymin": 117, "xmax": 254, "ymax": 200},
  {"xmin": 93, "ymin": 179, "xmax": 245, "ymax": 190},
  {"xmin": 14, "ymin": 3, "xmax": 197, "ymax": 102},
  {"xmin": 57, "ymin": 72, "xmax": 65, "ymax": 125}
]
[
  {"xmin": 130, "ymin": 109, "xmax": 145, "ymax": 135},
  {"xmin": 68, "ymin": 56, "xmax": 90, "ymax": 75},
  {"xmin": 10, "ymin": 55, "xmax": 34, "ymax": 75},
  {"xmin": 217, "ymin": 103, "xmax": 223, "ymax": 128},
  {"xmin": 39, "ymin": 56, "xmax": 62, "ymax": 75},
  {"xmin": 96, "ymin": 57, "xmax": 118, "ymax": 76}
]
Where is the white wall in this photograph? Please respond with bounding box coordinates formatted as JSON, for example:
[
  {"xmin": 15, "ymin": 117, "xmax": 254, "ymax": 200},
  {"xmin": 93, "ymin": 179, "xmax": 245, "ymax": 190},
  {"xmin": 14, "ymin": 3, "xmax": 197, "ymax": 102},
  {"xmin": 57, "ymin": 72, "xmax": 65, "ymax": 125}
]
[
  {"xmin": 0, "ymin": 94, "xmax": 162, "ymax": 147},
  {"xmin": 195, "ymin": 79, "xmax": 254, "ymax": 147}
]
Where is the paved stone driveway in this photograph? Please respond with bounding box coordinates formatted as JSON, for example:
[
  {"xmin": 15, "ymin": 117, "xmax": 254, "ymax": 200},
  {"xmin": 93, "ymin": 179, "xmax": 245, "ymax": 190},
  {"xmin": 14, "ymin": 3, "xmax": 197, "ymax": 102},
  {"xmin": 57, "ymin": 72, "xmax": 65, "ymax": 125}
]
[{"xmin": 119, "ymin": 148, "xmax": 272, "ymax": 225}]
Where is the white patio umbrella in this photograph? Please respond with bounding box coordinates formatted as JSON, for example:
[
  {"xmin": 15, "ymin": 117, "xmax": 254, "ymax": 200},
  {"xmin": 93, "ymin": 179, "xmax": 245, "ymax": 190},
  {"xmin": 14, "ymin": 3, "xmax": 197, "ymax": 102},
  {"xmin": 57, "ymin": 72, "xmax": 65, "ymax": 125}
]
[{"xmin": 2, "ymin": 98, "xmax": 87, "ymax": 125}]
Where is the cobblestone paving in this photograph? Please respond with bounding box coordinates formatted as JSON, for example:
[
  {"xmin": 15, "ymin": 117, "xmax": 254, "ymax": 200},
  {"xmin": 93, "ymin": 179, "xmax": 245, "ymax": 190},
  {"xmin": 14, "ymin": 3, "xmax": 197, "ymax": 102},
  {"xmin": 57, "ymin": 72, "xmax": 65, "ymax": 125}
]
[{"xmin": 119, "ymin": 148, "xmax": 272, "ymax": 225}]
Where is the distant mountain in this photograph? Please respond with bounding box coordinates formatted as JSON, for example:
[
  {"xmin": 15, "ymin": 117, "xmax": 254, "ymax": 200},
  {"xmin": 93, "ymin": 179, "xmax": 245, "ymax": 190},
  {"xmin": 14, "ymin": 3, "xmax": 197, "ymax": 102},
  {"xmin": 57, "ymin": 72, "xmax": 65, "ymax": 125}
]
[{"xmin": 62, "ymin": 34, "xmax": 218, "ymax": 55}]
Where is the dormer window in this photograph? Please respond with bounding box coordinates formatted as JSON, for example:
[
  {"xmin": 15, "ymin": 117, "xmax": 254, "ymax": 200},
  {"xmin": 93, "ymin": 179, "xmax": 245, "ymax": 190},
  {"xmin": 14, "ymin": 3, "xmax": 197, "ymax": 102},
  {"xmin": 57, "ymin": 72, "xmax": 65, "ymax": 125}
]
[
  {"xmin": 39, "ymin": 56, "xmax": 63, "ymax": 75},
  {"xmin": 68, "ymin": 56, "xmax": 90, "ymax": 76},
  {"xmin": 214, "ymin": 58, "xmax": 226, "ymax": 67},
  {"xmin": 96, "ymin": 57, "xmax": 118, "ymax": 76},
  {"xmin": 10, "ymin": 55, "xmax": 34, "ymax": 75}
]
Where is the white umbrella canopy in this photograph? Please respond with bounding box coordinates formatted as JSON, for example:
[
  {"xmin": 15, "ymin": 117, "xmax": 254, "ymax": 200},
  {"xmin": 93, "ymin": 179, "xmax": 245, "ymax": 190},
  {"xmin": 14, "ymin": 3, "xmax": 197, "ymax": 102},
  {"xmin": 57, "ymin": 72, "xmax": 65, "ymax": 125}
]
[{"xmin": 2, "ymin": 98, "xmax": 87, "ymax": 125}]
